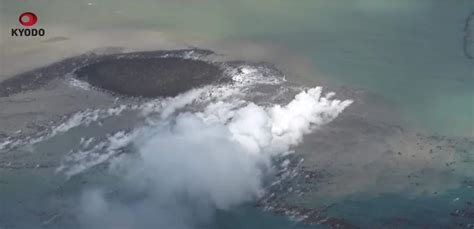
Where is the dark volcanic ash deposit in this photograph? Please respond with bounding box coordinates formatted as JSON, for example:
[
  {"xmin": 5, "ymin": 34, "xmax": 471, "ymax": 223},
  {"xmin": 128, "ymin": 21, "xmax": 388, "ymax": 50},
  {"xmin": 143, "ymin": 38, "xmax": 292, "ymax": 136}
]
[
  {"xmin": 0, "ymin": 49, "xmax": 223, "ymax": 98},
  {"xmin": 74, "ymin": 56, "xmax": 226, "ymax": 98}
]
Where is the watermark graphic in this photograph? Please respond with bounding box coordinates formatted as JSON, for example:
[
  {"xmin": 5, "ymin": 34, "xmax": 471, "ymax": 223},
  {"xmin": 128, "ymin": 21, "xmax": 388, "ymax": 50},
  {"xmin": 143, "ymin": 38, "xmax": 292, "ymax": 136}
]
[
  {"xmin": 11, "ymin": 12, "xmax": 45, "ymax": 37},
  {"xmin": 18, "ymin": 12, "xmax": 38, "ymax": 27}
]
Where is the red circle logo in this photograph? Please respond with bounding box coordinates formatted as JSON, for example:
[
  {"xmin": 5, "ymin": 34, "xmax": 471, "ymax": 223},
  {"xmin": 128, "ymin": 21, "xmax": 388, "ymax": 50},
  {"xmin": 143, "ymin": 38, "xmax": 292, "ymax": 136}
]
[{"xmin": 19, "ymin": 12, "xmax": 38, "ymax": 27}]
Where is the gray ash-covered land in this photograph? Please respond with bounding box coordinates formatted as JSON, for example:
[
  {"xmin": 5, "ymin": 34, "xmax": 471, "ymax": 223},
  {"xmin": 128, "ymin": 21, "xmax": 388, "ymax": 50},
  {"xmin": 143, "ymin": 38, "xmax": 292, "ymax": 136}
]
[
  {"xmin": 0, "ymin": 49, "xmax": 228, "ymax": 137},
  {"xmin": 0, "ymin": 49, "xmax": 219, "ymax": 98}
]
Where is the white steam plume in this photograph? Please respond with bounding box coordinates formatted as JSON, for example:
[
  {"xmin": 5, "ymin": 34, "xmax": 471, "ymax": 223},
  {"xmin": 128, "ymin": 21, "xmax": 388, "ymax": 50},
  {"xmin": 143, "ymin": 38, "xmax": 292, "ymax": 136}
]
[{"xmin": 77, "ymin": 86, "xmax": 352, "ymax": 229}]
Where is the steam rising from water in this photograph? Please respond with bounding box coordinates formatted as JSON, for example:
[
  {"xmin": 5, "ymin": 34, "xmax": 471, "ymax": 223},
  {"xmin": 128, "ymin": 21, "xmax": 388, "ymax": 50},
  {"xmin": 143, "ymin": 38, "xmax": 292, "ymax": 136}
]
[{"xmin": 74, "ymin": 83, "xmax": 351, "ymax": 228}]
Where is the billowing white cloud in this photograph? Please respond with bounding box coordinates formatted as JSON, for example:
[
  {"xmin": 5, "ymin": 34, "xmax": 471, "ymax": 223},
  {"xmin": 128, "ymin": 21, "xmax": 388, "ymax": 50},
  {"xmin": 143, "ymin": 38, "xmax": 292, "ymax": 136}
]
[{"xmin": 76, "ymin": 85, "xmax": 352, "ymax": 229}]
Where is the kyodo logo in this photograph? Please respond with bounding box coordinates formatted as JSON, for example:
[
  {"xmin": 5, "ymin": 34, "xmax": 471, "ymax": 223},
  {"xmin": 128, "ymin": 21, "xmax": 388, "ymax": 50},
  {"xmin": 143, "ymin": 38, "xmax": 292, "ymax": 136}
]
[{"xmin": 11, "ymin": 12, "xmax": 45, "ymax": 37}]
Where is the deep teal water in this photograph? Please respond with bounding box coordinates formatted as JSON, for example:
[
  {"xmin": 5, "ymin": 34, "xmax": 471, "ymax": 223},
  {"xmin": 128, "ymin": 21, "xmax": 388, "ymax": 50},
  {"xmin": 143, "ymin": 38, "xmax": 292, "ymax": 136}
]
[
  {"xmin": 210, "ymin": 206, "xmax": 325, "ymax": 229},
  {"xmin": 327, "ymin": 185, "xmax": 474, "ymax": 228}
]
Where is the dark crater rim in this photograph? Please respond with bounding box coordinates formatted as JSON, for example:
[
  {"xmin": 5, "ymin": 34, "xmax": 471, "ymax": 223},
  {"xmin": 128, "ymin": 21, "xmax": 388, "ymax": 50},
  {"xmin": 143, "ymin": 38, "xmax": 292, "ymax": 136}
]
[{"xmin": 74, "ymin": 56, "xmax": 228, "ymax": 98}]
